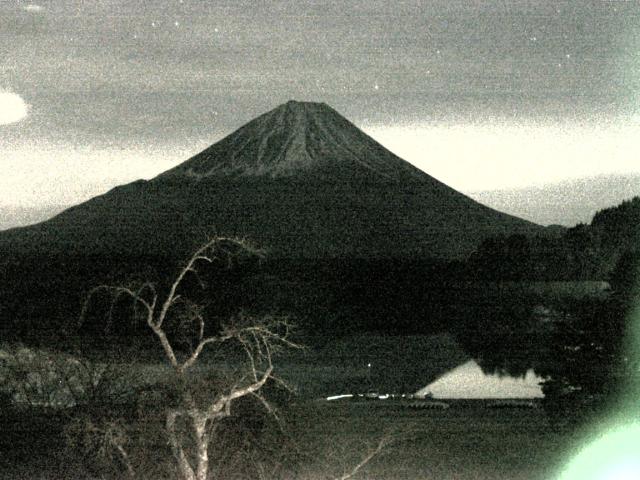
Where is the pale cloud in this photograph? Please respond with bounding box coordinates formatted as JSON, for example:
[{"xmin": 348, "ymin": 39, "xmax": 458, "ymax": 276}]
[
  {"xmin": 22, "ymin": 4, "xmax": 44, "ymax": 12},
  {"xmin": 0, "ymin": 143, "xmax": 193, "ymax": 207},
  {"xmin": 4, "ymin": 120, "xmax": 640, "ymax": 208},
  {"xmin": 0, "ymin": 90, "xmax": 29, "ymax": 125},
  {"xmin": 364, "ymin": 122, "xmax": 640, "ymax": 192}
]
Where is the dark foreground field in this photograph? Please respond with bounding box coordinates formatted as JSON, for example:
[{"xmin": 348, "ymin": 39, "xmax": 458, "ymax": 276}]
[
  {"xmin": 1, "ymin": 399, "xmax": 579, "ymax": 480},
  {"xmin": 291, "ymin": 400, "xmax": 577, "ymax": 480}
]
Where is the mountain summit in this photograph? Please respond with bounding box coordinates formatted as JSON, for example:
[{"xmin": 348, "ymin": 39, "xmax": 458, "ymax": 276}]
[
  {"xmin": 160, "ymin": 100, "xmax": 426, "ymax": 182},
  {"xmin": 0, "ymin": 101, "xmax": 542, "ymax": 260}
]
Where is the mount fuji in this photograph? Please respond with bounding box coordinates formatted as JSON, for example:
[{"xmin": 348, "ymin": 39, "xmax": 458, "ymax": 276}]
[{"xmin": 0, "ymin": 101, "xmax": 542, "ymax": 260}]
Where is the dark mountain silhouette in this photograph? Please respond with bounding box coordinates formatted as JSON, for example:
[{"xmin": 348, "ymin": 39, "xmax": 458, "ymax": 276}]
[{"xmin": 0, "ymin": 101, "xmax": 542, "ymax": 261}]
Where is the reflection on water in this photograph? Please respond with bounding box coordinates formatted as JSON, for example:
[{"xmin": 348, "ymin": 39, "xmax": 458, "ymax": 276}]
[{"xmin": 415, "ymin": 359, "xmax": 545, "ymax": 399}]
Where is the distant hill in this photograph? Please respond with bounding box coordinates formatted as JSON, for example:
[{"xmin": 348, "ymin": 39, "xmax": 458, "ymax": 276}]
[
  {"xmin": 469, "ymin": 174, "xmax": 640, "ymax": 227},
  {"xmin": 0, "ymin": 101, "xmax": 542, "ymax": 261}
]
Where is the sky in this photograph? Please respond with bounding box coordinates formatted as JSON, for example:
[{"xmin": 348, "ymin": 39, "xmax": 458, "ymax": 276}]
[{"xmin": 1, "ymin": 0, "xmax": 640, "ymax": 208}]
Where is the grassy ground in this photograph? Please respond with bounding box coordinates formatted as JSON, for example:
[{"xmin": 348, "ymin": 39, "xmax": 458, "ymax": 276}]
[
  {"xmin": 0, "ymin": 338, "xmax": 582, "ymax": 479},
  {"xmin": 287, "ymin": 400, "xmax": 578, "ymax": 480},
  {"xmin": 0, "ymin": 398, "xmax": 580, "ymax": 479}
]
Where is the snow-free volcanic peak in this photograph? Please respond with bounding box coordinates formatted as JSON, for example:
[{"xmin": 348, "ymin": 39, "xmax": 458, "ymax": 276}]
[
  {"xmin": 0, "ymin": 101, "xmax": 543, "ymax": 260},
  {"xmin": 159, "ymin": 100, "xmax": 427, "ymax": 182}
]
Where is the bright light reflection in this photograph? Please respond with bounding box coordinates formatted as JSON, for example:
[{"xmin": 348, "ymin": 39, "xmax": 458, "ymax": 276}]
[
  {"xmin": 558, "ymin": 424, "xmax": 640, "ymax": 480},
  {"xmin": 325, "ymin": 394, "xmax": 353, "ymax": 401}
]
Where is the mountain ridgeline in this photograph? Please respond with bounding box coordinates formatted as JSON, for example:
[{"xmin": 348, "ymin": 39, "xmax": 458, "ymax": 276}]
[
  {"xmin": 159, "ymin": 100, "xmax": 429, "ymax": 182},
  {"xmin": 0, "ymin": 101, "xmax": 540, "ymax": 261}
]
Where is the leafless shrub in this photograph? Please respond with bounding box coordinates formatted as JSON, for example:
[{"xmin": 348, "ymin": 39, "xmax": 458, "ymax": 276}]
[
  {"xmin": 69, "ymin": 236, "xmax": 403, "ymax": 480},
  {"xmin": 78, "ymin": 237, "xmax": 301, "ymax": 480},
  {"xmin": 0, "ymin": 345, "xmax": 131, "ymax": 410}
]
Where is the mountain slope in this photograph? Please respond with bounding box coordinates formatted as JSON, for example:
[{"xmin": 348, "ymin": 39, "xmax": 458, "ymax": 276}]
[
  {"xmin": 0, "ymin": 101, "xmax": 542, "ymax": 260},
  {"xmin": 159, "ymin": 100, "xmax": 428, "ymax": 182}
]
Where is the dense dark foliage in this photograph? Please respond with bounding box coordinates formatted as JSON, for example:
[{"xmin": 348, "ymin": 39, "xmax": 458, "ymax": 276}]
[
  {"xmin": 539, "ymin": 251, "xmax": 638, "ymax": 427},
  {"xmin": 449, "ymin": 286, "xmax": 552, "ymax": 378},
  {"xmin": 445, "ymin": 197, "xmax": 640, "ymax": 426},
  {"xmin": 0, "ymin": 251, "xmax": 477, "ymax": 349},
  {"xmin": 469, "ymin": 196, "xmax": 640, "ymax": 281}
]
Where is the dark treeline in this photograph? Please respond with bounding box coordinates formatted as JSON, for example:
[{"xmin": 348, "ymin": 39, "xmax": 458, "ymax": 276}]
[
  {"xmin": 0, "ymin": 251, "xmax": 472, "ymax": 347},
  {"xmin": 468, "ymin": 196, "xmax": 640, "ymax": 281},
  {"xmin": 1, "ymin": 197, "xmax": 638, "ymax": 366},
  {"xmin": 456, "ymin": 197, "xmax": 640, "ymax": 375},
  {"xmin": 0, "ymin": 198, "xmax": 640, "ymax": 350},
  {"xmin": 459, "ymin": 197, "xmax": 640, "ymax": 426}
]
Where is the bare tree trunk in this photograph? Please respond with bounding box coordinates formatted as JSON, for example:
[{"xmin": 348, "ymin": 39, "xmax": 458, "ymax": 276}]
[
  {"xmin": 194, "ymin": 417, "xmax": 210, "ymax": 480},
  {"xmin": 167, "ymin": 410, "xmax": 196, "ymax": 480}
]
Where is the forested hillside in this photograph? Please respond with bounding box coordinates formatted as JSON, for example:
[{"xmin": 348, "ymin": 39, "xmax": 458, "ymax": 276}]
[{"xmin": 468, "ymin": 196, "xmax": 640, "ymax": 280}]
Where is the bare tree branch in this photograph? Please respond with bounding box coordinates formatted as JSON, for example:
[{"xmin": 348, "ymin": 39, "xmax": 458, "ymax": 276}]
[
  {"xmin": 250, "ymin": 390, "xmax": 282, "ymax": 425},
  {"xmin": 166, "ymin": 409, "xmax": 196, "ymax": 480},
  {"xmin": 78, "ymin": 236, "xmax": 295, "ymax": 480},
  {"xmin": 206, "ymin": 364, "xmax": 274, "ymax": 420},
  {"xmin": 80, "ymin": 285, "xmax": 156, "ymax": 329},
  {"xmin": 179, "ymin": 335, "xmax": 231, "ymax": 374},
  {"xmin": 335, "ymin": 434, "xmax": 393, "ymax": 480},
  {"xmin": 155, "ymin": 236, "xmax": 245, "ymax": 329}
]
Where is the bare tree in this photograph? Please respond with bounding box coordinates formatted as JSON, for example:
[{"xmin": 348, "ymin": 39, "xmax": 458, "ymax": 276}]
[{"xmin": 81, "ymin": 237, "xmax": 299, "ymax": 480}]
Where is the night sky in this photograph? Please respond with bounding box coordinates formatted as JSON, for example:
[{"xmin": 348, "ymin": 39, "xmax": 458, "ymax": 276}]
[{"xmin": 1, "ymin": 0, "xmax": 639, "ymax": 208}]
